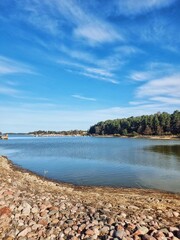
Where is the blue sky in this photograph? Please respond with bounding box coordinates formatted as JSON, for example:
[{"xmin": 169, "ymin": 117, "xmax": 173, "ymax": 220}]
[{"xmin": 0, "ymin": 0, "xmax": 180, "ymax": 132}]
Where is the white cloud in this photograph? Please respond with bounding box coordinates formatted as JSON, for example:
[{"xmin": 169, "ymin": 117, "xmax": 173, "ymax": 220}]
[
  {"xmin": 114, "ymin": 0, "xmax": 177, "ymax": 16},
  {"xmin": 150, "ymin": 96, "xmax": 180, "ymax": 105},
  {"xmin": 58, "ymin": 60, "xmax": 119, "ymax": 84},
  {"xmin": 24, "ymin": 0, "xmax": 122, "ymax": 45},
  {"xmin": 130, "ymin": 71, "xmax": 153, "ymax": 81},
  {"xmin": 16, "ymin": 0, "xmax": 60, "ymax": 35},
  {"xmin": 0, "ymin": 85, "xmax": 20, "ymax": 96},
  {"xmin": 129, "ymin": 101, "xmax": 149, "ymax": 105},
  {"xmin": 74, "ymin": 23, "xmax": 122, "ymax": 44},
  {"xmin": 79, "ymin": 72, "xmax": 119, "ymax": 84},
  {"xmin": 0, "ymin": 56, "xmax": 35, "ymax": 75},
  {"xmin": 162, "ymin": 45, "xmax": 179, "ymax": 53},
  {"xmin": 59, "ymin": 45, "xmax": 96, "ymax": 63},
  {"xmin": 136, "ymin": 74, "xmax": 180, "ymax": 98},
  {"xmin": 84, "ymin": 67, "xmax": 114, "ymax": 78},
  {"xmin": 72, "ymin": 95, "xmax": 96, "ymax": 102},
  {"xmin": 54, "ymin": 0, "xmax": 123, "ymax": 44},
  {"xmin": 130, "ymin": 62, "xmax": 178, "ymax": 81},
  {"xmin": 114, "ymin": 45, "xmax": 144, "ymax": 55}
]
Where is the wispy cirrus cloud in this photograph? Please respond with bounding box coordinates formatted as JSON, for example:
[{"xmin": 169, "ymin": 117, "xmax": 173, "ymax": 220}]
[
  {"xmin": 58, "ymin": 60, "xmax": 119, "ymax": 84},
  {"xmin": 54, "ymin": 0, "xmax": 123, "ymax": 44},
  {"xmin": 72, "ymin": 94, "xmax": 96, "ymax": 101},
  {"xmin": 0, "ymin": 56, "xmax": 35, "ymax": 75},
  {"xmin": 15, "ymin": 0, "xmax": 123, "ymax": 45},
  {"xmin": 79, "ymin": 72, "xmax": 119, "ymax": 84},
  {"xmin": 59, "ymin": 45, "xmax": 95, "ymax": 63},
  {"xmin": 74, "ymin": 23, "xmax": 122, "ymax": 45},
  {"xmin": 130, "ymin": 62, "xmax": 179, "ymax": 81},
  {"xmin": 0, "ymin": 85, "xmax": 20, "ymax": 96},
  {"xmin": 130, "ymin": 71, "xmax": 153, "ymax": 81},
  {"xmin": 114, "ymin": 45, "xmax": 144, "ymax": 55},
  {"xmin": 129, "ymin": 101, "xmax": 150, "ymax": 106},
  {"xmin": 112, "ymin": 0, "xmax": 177, "ymax": 16},
  {"xmin": 57, "ymin": 43, "xmax": 139, "ymax": 85},
  {"xmin": 136, "ymin": 74, "xmax": 180, "ymax": 98},
  {"xmin": 150, "ymin": 96, "xmax": 180, "ymax": 105}
]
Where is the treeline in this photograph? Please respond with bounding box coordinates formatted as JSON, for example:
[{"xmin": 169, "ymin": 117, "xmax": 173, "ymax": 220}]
[
  {"xmin": 88, "ymin": 110, "xmax": 180, "ymax": 136},
  {"xmin": 29, "ymin": 130, "xmax": 87, "ymax": 136}
]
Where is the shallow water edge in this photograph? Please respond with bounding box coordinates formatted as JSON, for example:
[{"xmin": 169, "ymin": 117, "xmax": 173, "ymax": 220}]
[{"xmin": 1, "ymin": 155, "xmax": 180, "ymax": 196}]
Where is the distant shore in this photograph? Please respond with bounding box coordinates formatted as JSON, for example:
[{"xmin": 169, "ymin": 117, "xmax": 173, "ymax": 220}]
[
  {"xmin": 28, "ymin": 133, "xmax": 180, "ymax": 140},
  {"xmin": 0, "ymin": 155, "xmax": 180, "ymax": 239}
]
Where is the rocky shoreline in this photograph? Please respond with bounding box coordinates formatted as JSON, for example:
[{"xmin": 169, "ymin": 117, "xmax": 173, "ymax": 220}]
[{"xmin": 0, "ymin": 156, "xmax": 180, "ymax": 240}]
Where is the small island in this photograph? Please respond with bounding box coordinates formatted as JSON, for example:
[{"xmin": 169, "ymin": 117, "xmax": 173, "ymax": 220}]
[{"xmin": 28, "ymin": 130, "xmax": 87, "ymax": 137}]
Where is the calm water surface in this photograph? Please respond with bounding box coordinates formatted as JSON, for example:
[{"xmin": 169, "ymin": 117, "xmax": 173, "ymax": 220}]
[{"xmin": 0, "ymin": 136, "xmax": 180, "ymax": 193}]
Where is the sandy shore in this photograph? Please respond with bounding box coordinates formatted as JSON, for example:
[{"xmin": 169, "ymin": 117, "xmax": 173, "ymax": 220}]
[
  {"xmin": 94, "ymin": 135, "xmax": 180, "ymax": 140},
  {"xmin": 0, "ymin": 156, "xmax": 180, "ymax": 239}
]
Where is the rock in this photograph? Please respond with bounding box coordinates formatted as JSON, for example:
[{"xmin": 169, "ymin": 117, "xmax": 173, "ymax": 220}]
[
  {"xmin": 141, "ymin": 234, "xmax": 156, "ymax": 240},
  {"xmin": 71, "ymin": 237, "xmax": 79, "ymax": 240},
  {"xmin": 115, "ymin": 229, "xmax": 125, "ymax": 238},
  {"xmin": 89, "ymin": 207, "xmax": 96, "ymax": 214},
  {"xmin": 85, "ymin": 229, "xmax": 95, "ymax": 236},
  {"xmin": 174, "ymin": 230, "xmax": 180, "ymax": 239},
  {"xmin": 160, "ymin": 228, "xmax": 169, "ymax": 235},
  {"xmin": 173, "ymin": 212, "xmax": 179, "ymax": 217},
  {"xmin": 49, "ymin": 210, "xmax": 57, "ymax": 215},
  {"xmin": 79, "ymin": 224, "xmax": 86, "ymax": 232},
  {"xmin": 22, "ymin": 202, "xmax": 31, "ymax": 215},
  {"xmin": 120, "ymin": 212, "xmax": 127, "ymax": 218},
  {"xmin": 0, "ymin": 207, "xmax": 11, "ymax": 217},
  {"xmin": 93, "ymin": 226, "xmax": 100, "ymax": 236},
  {"xmin": 153, "ymin": 231, "xmax": 166, "ymax": 239},
  {"xmin": 64, "ymin": 227, "xmax": 71, "ymax": 235},
  {"xmin": 172, "ymin": 237, "xmax": 179, "ymax": 240},
  {"xmin": 52, "ymin": 218, "xmax": 59, "ymax": 224},
  {"xmin": 166, "ymin": 211, "xmax": 173, "ymax": 218},
  {"xmin": 40, "ymin": 210, "xmax": 47, "ymax": 217},
  {"xmin": 31, "ymin": 207, "xmax": 39, "ymax": 213},
  {"xmin": 169, "ymin": 227, "xmax": 179, "ymax": 232},
  {"xmin": 18, "ymin": 227, "xmax": 31, "ymax": 237},
  {"xmin": 38, "ymin": 219, "xmax": 48, "ymax": 226},
  {"xmin": 107, "ymin": 217, "xmax": 114, "ymax": 225},
  {"xmin": 134, "ymin": 227, "xmax": 149, "ymax": 236},
  {"xmin": 92, "ymin": 220, "xmax": 98, "ymax": 225},
  {"xmin": 100, "ymin": 226, "xmax": 109, "ymax": 234},
  {"xmin": 72, "ymin": 225, "xmax": 78, "ymax": 231},
  {"xmin": 32, "ymin": 224, "xmax": 41, "ymax": 231},
  {"xmin": 4, "ymin": 237, "xmax": 14, "ymax": 240}
]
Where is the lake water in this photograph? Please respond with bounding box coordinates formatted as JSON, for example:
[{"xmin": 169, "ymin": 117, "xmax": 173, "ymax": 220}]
[{"xmin": 0, "ymin": 136, "xmax": 180, "ymax": 193}]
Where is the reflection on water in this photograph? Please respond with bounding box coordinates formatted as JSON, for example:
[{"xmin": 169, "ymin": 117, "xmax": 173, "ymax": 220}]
[
  {"xmin": 147, "ymin": 145, "xmax": 180, "ymax": 159},
  {"xmin": 0, "ymin": 136, "xmax": 180, "ymax": 193}
]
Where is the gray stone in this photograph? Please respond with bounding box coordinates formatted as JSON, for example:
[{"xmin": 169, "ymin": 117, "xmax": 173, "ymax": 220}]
[
  {"xmin": 100, "ymin": 226, "xmax": 109, "ymax": 234},
  {"xmin": 139, "ymin": 226, "xmax": 149, "ymax": 235},
  {"xmin": 22, "ymin": 202, "xmax": 31, "ymax": 215},
  {"xmin": 115, "ymin": 230, "xmax": 125, "ymax": 238}
]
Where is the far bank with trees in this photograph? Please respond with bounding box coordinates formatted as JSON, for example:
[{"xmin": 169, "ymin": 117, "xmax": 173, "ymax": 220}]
[{"xmin": 88, "ymin": 110, "xmax": 180, "ymax": 137}]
